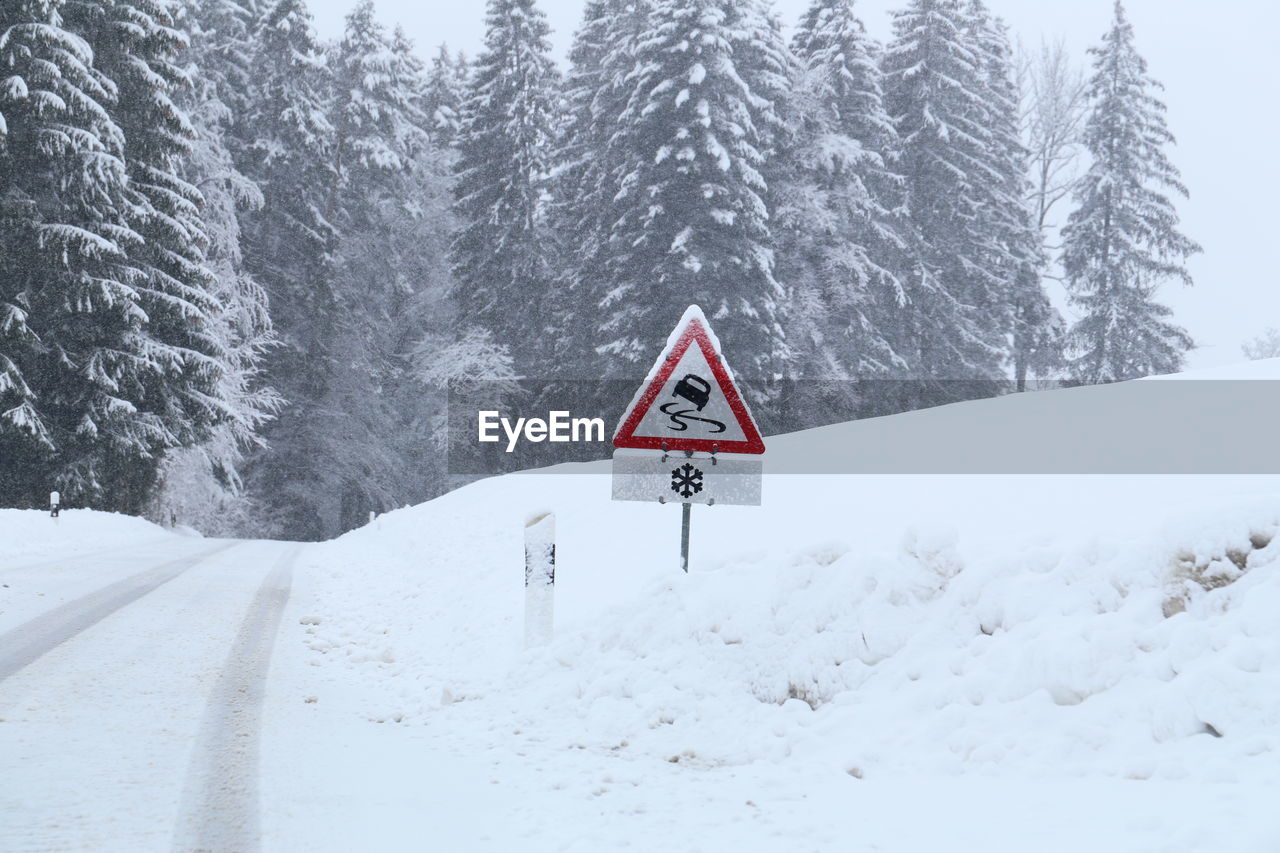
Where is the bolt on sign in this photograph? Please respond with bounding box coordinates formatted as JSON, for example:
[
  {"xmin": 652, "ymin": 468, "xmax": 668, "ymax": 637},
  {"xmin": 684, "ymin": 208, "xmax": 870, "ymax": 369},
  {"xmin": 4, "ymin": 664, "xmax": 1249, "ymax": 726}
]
[{"xmin": 611, "ymin": 305, "xmax": 765, "ymax": 507}]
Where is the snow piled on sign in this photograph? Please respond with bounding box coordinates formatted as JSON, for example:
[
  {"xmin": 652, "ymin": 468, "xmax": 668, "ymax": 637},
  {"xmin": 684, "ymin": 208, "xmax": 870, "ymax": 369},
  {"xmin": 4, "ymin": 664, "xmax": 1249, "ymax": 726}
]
[{"xmin": 656, "ymin": 305, "xmax": 722, "ymax": 371}]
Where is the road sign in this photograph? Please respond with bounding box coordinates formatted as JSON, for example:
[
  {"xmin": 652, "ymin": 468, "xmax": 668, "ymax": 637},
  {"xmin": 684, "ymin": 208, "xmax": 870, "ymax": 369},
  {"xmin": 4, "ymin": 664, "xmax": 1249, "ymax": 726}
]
[
  {"xmin": 612, "ymin": 306, "xmax": 766, "ymax": 455},
  {"xmin": 611, "ymin": 449, "xmax": 762, "ymax": 506},
  {"xmin": 611, "ymin": 307, "xmax": 766, "ymax": 571}
]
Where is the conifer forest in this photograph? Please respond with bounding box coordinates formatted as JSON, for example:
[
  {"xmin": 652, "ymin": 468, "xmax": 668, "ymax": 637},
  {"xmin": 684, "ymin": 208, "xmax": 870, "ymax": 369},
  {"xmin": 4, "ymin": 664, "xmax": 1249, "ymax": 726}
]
[{"xmin": 0, "ymin": 0, "xmax": 1199, "ymax": 539}]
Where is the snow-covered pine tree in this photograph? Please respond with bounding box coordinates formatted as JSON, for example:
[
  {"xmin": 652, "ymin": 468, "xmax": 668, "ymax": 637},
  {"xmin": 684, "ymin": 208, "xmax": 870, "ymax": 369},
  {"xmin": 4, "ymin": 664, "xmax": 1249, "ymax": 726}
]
[
  {"xmin": 63, "ymin": 0, "xmax": 236, "ymax": 506},
  {"xmin": 777, "ymin": 0, "xmax": 911, "ymax": 423},
  {"xmin": 421, "ymin": 43, "xmax": 468, "ymax": 147},
  {"xmin": 1061, "ymin": 0, "xmax": 1199, "ymax": 383},
  {"xmin": 964, "ymin": 0, "xmax": 1061, "ymax": 390},
  {"xmin": 734, "ymin": 2, "xmax": 791, "ymax": 154},
  {"xmin": 312, "ymin": 2, "xmax": 437, "ymax": 534},
  {"xmin": 353, "ymin": 43, "xmax": 504, "ymax": 516},
  {"xmin": 451, "ymin": 0, "xmax": 558, "ymax": 376},
  {"xmin": 327, "ymin": 1, "xmax": 422, "ymax": 217},
  {"xmin": 233, "ymin": 0, "xmax": 339, "ymax": 538},
  {"xmin": 145, "ymin": 0, "xmax": 281, "ymax": 533},
  {"xmin": 600, "ymin": 0, "xmax": 787, "ymax": 400},
  {"xmin": 547, "ymin": 0, "xmax": 648, "ymax": 381},
  {"xmin": 1, "ymin": 0, "xmax": 129, "ymax": 504},
  {"xmin": 881, "ymin": 0, "xmax": 1009, "ymax": 404},
  {"xmin": 390, "ymin": 26, "xmax": 428, "ymax": 151},
  {"xmin": 1, "ymin": 0, "xmax": 225, "ymax": 510},
  {"xmin": 793, "ymin": 0, "xmax": 897, "ymax": 151},
  {"xmin": 180, "ymin": 0, "xmax": 258, "ymax": 131}
]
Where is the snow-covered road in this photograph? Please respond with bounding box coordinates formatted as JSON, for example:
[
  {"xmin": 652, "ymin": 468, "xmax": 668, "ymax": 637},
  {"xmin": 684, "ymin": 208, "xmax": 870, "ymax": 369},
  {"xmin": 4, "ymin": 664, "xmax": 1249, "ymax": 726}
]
[{"xmin": 0, "ymin": 537, "xmax": 302, "ymax": 852}]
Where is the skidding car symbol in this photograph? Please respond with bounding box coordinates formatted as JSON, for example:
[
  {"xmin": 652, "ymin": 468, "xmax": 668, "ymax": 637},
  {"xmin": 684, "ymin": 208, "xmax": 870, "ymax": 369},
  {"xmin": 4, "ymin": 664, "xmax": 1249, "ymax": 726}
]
[
  {"xmin": 672, "ymin": 374, "xmax": 711, "ymax": 410},
  {"xmin": 660, "ymin": 374, "xmax": 726, "ymax": 433}
]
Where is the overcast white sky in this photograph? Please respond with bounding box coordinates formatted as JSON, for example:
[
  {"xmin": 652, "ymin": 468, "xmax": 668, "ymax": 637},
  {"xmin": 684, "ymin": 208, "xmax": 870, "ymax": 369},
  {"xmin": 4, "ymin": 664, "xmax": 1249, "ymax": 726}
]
[{"xmin": 310, "ymin": 0, "xmax": 1279, "ymax": 369}]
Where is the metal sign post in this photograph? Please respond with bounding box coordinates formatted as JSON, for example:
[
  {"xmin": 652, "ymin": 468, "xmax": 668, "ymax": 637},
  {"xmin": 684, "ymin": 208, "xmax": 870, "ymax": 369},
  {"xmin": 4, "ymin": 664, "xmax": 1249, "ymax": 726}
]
[{"xmin": 680, "ymin": 502, "xmax": 691, "ymax": 573}]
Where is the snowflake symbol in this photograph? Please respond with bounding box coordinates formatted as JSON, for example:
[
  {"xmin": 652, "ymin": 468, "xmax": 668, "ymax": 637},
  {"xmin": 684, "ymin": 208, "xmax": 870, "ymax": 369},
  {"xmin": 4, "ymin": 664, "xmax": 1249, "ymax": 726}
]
[{"xmin": 670, "ymin": 463, "xmax": 704, "ymax": 499}]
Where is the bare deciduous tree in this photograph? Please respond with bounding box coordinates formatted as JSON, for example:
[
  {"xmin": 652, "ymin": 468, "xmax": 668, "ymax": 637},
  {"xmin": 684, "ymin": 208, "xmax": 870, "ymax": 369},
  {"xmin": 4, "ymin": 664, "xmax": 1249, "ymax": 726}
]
[
  {"xmin": 1242, "ymin": 328, "xmax": 1280, "ymax": 361},
  {"xmin": 1019, "ymin": 39, "xmax": 1088, "ymax": 236}
]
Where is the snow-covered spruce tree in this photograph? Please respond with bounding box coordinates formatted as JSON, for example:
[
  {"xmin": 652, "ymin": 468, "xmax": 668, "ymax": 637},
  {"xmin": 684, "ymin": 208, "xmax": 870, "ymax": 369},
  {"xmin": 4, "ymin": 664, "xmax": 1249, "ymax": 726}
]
[
  {"xmin": 0, "ymin": 0, "xmax": 227, "ymax": 511},
  {"xmin": 599, "ymin": 0, "xmax": 787, "ymax": 403},
  {"xmin": 0, "ymin": 0, "xmax": 128, "ymax": 505},
  {"xmin": 179, "ymin": 0, "xmax": 258, "ymax": 132},
  {"xmin": 734, "ymin": 3, "xmax": 791, "ymax": 153},
  {"xmin": 62, "ymin": 0, "xmax": 237, "ymax": 508},
  {"xmin": 777, "ymin": 0, "xmax": 912, "ymax": 424},
  {"xmin": 334, "ymin": 24, "xmax": 511, "ymax": 520},
  {"xmin": 233, "ymin": 0, "xmax": 338, "ymax": 539},
  {"xmin": 451, "ymin": 0, "xmax": 559, "ymax": 376},
  {"xmin": 1061, "ymin": 0, "xmax": 1199, "ymax": 383},
  {"xmin": 791, "ymin": 0, "xmax": 901, "ymax": 195},
  {"xmin": 308, "ymin": 3, "xmax": 438, "ymax": 534},
  {"xmin": 881, "ymin": 0, "xmax": 1010, "ymax": 405},
  {"xmin": 237, "ymin": 0, "xmax": 335, "ymax": 311},
  {"xmin": 365, "ymin": 144, "xmax": 484, "ymax": 514},
  {"xmin": 546, "ymin": 0, "xmax": 648, "ymax": 382},
  {"xmin": 964, "ymin": 0, "xmax": 1062, "ymax": 390},
  {"xmin": 390, "ymin": 26, "xmax": 428, "ymax": 150},
  {"xmin": 420, "ymin": 43, "xmax": 468, "ymax": 147},
  {"xmin": 145, "ymin": 0, "xmax": 281, "ymax": 533},
  {"xmin": 327, "ymin": 1, "xmax": 421, "ymax": 217}
]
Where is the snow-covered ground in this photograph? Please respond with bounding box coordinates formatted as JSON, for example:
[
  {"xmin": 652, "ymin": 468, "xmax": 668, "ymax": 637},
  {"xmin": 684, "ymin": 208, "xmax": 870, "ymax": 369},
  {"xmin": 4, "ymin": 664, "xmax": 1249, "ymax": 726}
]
[
  {"xmin": 270, "ymin": 482, "xmax": 1280, "ymax": 852},
  {"xmin": 4, "ymin": 364, "xmax": 1280, "ymax": 851},
  {"xmin": 0, "ymin": 508, "xmax": 173, "ymax": 567}
]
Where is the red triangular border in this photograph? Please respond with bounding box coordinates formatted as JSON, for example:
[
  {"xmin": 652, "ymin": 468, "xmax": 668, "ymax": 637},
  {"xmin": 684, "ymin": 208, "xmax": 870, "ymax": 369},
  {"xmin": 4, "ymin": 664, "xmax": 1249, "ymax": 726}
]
[{"xmin": 613, "ymin": 316, "xmax": 766, "ymax": 454}]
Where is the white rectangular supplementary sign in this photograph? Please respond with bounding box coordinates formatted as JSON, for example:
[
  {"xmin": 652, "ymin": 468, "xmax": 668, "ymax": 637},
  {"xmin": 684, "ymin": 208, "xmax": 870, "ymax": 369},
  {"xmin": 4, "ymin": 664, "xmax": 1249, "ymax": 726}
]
[{"xmin": 611, "ymin": 449, "xmax": 762, "ymax": 506}]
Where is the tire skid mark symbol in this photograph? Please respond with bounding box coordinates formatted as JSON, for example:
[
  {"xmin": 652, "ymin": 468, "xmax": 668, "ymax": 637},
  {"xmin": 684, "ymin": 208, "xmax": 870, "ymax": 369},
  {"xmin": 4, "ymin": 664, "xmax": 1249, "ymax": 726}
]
[{"xmin": 659, "ymin": 402, "xmax": 727, "ymax": 433}]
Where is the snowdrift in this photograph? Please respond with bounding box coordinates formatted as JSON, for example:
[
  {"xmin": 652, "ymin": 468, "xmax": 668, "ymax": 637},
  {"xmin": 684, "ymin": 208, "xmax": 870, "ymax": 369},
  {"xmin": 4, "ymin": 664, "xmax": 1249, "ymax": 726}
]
[
  {"xmin": 294, "ymin": 366, "xmax": 1280, "ymax": 792},
  {"xmin": 0, "ymin": 508, "xmax": 171, "ymax": 566}
]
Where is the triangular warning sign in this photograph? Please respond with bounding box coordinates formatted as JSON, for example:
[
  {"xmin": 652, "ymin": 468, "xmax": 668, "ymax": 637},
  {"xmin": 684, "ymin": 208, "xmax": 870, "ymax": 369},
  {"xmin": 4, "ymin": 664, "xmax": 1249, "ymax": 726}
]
[{"xmin": 613, "ymin": 306, "xmax": 766, "ymax": 455}]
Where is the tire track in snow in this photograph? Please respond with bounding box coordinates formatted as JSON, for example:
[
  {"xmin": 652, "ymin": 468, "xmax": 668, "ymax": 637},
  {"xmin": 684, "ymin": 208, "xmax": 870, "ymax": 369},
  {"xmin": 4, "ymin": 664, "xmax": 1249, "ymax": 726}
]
[
  {"xmin": 0, "ymin": 540, "xmax": 240, "ymax": 682},
  {"xmin": 172, "ymin": 542, "xmax": 302, "ymax": 853}
]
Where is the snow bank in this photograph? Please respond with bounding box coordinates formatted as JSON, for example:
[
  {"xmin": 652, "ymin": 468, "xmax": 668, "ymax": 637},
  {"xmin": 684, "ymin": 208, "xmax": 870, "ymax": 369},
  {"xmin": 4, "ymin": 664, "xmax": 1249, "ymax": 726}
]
[
  {"xmin": 294, "ymin": 423, "xmax": 1280, "ymax": 789},
  {"xmin": 300, "ymin": 479, "xmax": 1280, "ymax": 786},
  {"xmin": 1146, "ymin": 356, "xmax": 1280, "ymax": 380},
  {"xmin": 496, "ymin": 511, "xmax": 1279, "ymax": 784},
  {"xmin": 0, "ymin": 508, "xmax": 172, "ymax": 566},
  {"xmin": 277, "ymin": 372, "xmax": 1280, "ymax": 849}
]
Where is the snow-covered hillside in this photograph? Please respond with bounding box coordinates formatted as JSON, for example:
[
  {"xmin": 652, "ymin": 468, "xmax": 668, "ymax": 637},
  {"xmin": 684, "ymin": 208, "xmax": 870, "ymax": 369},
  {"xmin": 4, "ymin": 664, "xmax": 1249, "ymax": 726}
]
[{"xmin": 264, "ymin": 369, "xmax": 1280, "ymax": 851}]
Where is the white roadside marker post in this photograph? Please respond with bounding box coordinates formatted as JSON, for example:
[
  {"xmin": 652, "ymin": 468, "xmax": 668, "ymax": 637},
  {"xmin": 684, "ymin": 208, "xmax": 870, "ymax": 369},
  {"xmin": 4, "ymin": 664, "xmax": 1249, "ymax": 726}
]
[
  {"xmin": 524, "ymin": 511, "xmax": 555, "ymax": 648},
  {"xmin": 49, "ymin": 490, "xmax": 60, "ymax": 520}
]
